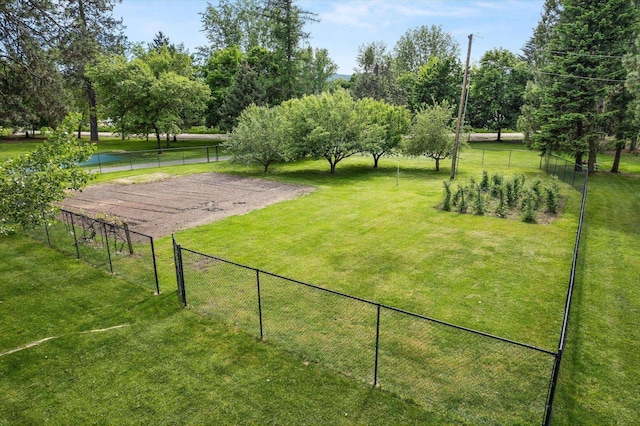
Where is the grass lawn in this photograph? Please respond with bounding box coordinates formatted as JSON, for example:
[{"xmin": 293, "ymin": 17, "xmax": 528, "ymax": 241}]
[
  {"xmin": 2, "ymin": 142, "xmax": 638, "ymax": 424},
  {"xmin": 0, "ymin": 235, "xmax": 446, "ymax": 425}
]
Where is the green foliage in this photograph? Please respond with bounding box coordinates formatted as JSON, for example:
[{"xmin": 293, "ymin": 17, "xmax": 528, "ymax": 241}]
[
  {"xmin": 202, "ymin": 46, "xmax": 244, "ymax": 128},
  {"xmin": 409, "ymin": 55, "xmax": 463, "ymax": 111},
  {"xmin": 453, "ymin": 185, "xmax": 468, "ymax": 213},
  {"xmin": 490, "ymin": 173, "xmax": 504, "ymax": 197},
  {"xmin": 403, "ymin": 100, "xmax": 456, "ymax": 171},
  {"xmin": 358, "ymin": 98, "xmax": 411, "ymax": 168},
  {"xmin": 521, "ymin": 189, "xmax": 537, "ymax": 223},
  {"xmin": 88, "ymin": 50, "xmax": 211, "ymax": 148},
  {"xmin": 283, "ymin": 89, "xmax": 363, "ymax": 174},
  {"xmin": 219, "ymin": 61, "xmax": 267, "ymax": 131},
  {"xmin": 545, "ymin": 176, "xmax": 561, "ymax": 213},
  {"xmin": 351, "ymin": 41, "xmax": 404, "ymax": 104},
  {"xmin": 480, "ymin": 170, "xmax": 490, "ymax": 192},
  {"xmin": 468, "ymin": 49, "xmax": 531, "ymax": 141},
  {"xmin": 443, "ymin": 171, "xmax": 561, "ymax": 223},
  {"xmin": 0, "ymin": 113, "xmax": 96, "ymax": 234},
  {"xmin": 442, "ymin": 181, "xmax": 452, "ymax": 211},
  {"xmin": 225, "ymin": 104, "xmax": 292, "ymax": 172},
  {"xmin": 530, "ymin": 0, "xmax": 636, "ymax": 171},
  {"xmin": 495, "ymin": 184, "xmax": 507, "ymax": 218},
  {"xmin": 473, "ymin": 187, "xmax": 486, "ymax": 216},
  {"xmin": 393, "ymin": 24, "xmax": 460, "ymax": 74}
]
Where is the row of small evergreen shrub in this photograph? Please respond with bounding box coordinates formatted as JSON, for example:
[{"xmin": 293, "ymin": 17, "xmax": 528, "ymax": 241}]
[{"xmin": 442, "ymin": 171, "xmax": 561, "ymax": 223}]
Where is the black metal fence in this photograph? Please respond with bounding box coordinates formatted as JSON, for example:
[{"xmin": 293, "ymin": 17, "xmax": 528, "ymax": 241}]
[
  {"xmin": 168, "ymin": 148, "xmax": 588, "ymax": 424},
  {"xmin": 173, "ymin": 237, "xmax": 558, "ymax": 424},
  {"xmin": 542, "ymin": 157, "xmax": 589, "ymax": 424},
  {"xmin": 82, "ymin": 145, "xmax": 224, "ymax": 173},
  {"xmin": 540, "ymin": 153, "xmax": 587, "ymax": 190},
  {"xmin": 27, "ymin": 209, "xmax": 160, "ymax": 294}
]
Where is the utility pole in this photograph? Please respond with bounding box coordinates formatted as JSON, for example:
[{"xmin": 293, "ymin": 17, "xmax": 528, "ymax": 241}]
[{"xmin": 450, "ymin": 34, "xmax": 473, "ymax": 180}]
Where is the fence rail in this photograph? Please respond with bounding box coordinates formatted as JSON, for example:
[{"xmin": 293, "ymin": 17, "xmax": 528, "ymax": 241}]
[{"xmin": 27, "ymin": 209, "xmax": 160, "ymax": 294}]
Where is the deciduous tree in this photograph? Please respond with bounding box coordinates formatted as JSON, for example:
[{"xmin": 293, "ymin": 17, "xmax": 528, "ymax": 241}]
[
  {"xmin": 358, "ymin": 98, "xmax": 410, "ymax": 168},
  {"xmin": 403, "ymin": 101, "xmax": 456, "ymax": 171},
  {"xmin": 468, "ymin": 49, "xmax": 530, "ymax": 141},
  {"xmin": 225, "ymin": 104, "xmax": 292, "ymax": 172},
  {"xmin": 0, "ymin": 113, "xmax": 95, "ymax": 234},
  {"xmin": 393, "ymin": 24, "xmax": 460, "ymax": 74}
]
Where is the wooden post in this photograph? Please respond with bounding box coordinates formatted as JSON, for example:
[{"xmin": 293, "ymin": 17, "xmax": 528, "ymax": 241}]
[
  {"xmin": 450, "ymin": 34, "xmax": 473, "ymax": 180},
  {"xmin": 123, "ymin": 222, "xmax": 134, "ymax": 254}
]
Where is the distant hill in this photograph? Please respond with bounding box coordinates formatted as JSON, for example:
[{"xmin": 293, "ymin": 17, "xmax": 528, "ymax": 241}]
[{"xmin": 329, "ymin": 73, "xmax": 352, "ymax": 81}]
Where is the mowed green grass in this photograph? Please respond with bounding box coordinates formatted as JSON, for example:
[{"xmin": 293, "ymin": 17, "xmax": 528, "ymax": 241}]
[
  {"xmin": 0, "ymin": 235, "xmax": 449, "ymax": 425},
  {"xmin": 2, "ymin": 142, "xmax": 638, "ymax": 423},
  {"xmin": 162, "ymin": 150, "xmax": 579, "ymax": 350},
  {"xmin": 553, "ymin": 172, "xmax": 640, "ymax": 425}
]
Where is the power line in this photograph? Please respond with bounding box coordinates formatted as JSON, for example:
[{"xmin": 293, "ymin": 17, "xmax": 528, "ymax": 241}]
[
  {"xmin": 547, "ymin": 50, "xmax": 626, "ymax": 59},
  {"xmin": 533, "ymin": 70, "xmax": 626, "ymax": 83}
]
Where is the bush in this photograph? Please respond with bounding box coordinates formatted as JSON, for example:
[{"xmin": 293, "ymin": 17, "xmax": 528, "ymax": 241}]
[
  {"xmin": 490, "ymin": 173, "xmax": 504, "ymax": 197},
  {"xmin": 443, "ymin": 181, "xmax": 452, "ymax": 211},
  {"xmin": 494, "ymin": 184, "xmax": 507, "ymax": 218},
  {"xmin": 473, "ymin": 187, "xmax": 486, "ymax": 215},
  {"xmin": 531, "ymin": 179, "xmax": 543, "ymax": 210},
  {"xmin": 521, "ymin": 190, "xmax": 537, "ymax": 223},
  {"xmin": 545, "ymin": 176, "xmax": 560, "ymax": 213},
  {"xmin": 480, "ymin": 170, "xmax": 490, "ymax": 193},
  {"xmin": 454, "ymin": 186, "xmax": 468, "ymax": 213}
]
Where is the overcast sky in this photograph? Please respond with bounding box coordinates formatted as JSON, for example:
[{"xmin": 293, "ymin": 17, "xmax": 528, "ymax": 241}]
[{"xmin": 113, "ymin": 0, "xmax": 545, "ymax": 74}]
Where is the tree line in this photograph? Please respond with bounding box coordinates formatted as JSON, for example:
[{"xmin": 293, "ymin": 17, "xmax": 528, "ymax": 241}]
[{"xmin": 2, "ymin": 0, "xmax": 640, "ymax": 173}]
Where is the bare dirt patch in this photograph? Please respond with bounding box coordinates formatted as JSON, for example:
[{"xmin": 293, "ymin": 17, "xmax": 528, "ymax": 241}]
[{"xmin": 63, "ymin": 173, "xmax": 315, "ymax": 237}]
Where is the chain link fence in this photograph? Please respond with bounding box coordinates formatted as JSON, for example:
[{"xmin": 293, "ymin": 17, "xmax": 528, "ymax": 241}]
[
  {"xmin": 174, "ymin": 242, "xmax": 557, "ymax": 424},
  {"xmin": 540, "ymin": 153, "xmax": 587, "ymax": 190},
  {"xmin": 27, "ymin": 209, "xmax": 160, "ymax": 294},
  {"xmin": 81, "ymin": 145, "xmax": 224, "ymax": 173}
]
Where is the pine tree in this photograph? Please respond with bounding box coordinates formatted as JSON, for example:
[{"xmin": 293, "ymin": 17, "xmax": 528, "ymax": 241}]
[
  {"xmin": 533, "ymin": 0, "xmax": 636, "ymax": 172},
  {"xmin": 219, "ymin": 61, "xmax": 267, "ymax": 131}
]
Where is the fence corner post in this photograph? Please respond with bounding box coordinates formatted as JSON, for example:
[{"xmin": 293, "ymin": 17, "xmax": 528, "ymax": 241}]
[
  {"xmin": 374, "ymin": 304, "xmax": 381, "ymax": 387},
  {"xmin": 256, "ymin": 269, "xmax": 264, "ymax": 340}
]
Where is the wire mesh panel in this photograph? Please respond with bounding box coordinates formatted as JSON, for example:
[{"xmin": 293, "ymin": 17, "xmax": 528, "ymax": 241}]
[
  {"xmin": 180, "ymin": 249, "xmax": 260, "ymax": 334},
  {"xmin": 107, "ymin": 227, "xmax": 159, "ymax": 293},
  {"xmin": 377, "ymin": 307, "xmax": 555, "ymax": 424},
  {"xmin": 461, "ymin": 148, "xmax": 542, "ymax": 171},
  {"xmin": 26, "ymin": 210, "xmax": 160, "ymax": 293},
  {"xmin": 259, "ymin": 272, "xmax": 378, "ymax": 383}
]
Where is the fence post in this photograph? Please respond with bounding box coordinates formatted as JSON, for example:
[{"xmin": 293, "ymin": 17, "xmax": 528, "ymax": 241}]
[
  {"xmin": 544, "ymin": 351, "xmax": 563, "ymax": 425},
  {"xmin": 373, "ymin": 304, "xmax": 381, "ymax": 387},
  {"xmin": 508, "ymin": 150, "xmax": 512, "ymax": 168},
  {"xmin": 150, "ymin": 237, "xmax": 160, "ymax": 294},
  {"xmin": 481, "ymin": 149, "xmax": 485, "ymax": 165},
  {"xmin": 206, "ymin": 146, "xmax": 210, "ymax": 163},
  {"xmin": 102, "ymin": 222, "xmax": 113, "ymax": 273},
  {"xmin": 173, "ymin": 236, "xmax": 187, "ymax": 306},
  {"xmin": 256, "ymin": 270, "xmax": 264, "ymax": 340},
  {"xmin": 97, "ymin": 153, "xmax": 102, "ymax": 173},
  {"xmin": 216, "ymin": 145, "xmax": 219, "ymax": 162},
  {"xmin": 123, "ymin": 222, "xmax": 134, "ymax": 254},
  {"xmin": 69, "ymin": 213, "xmax": 80, "ymax": 259},
  {"xmin": 182, "ymin": 148, "xmax": 185, "ymax": 165}
]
